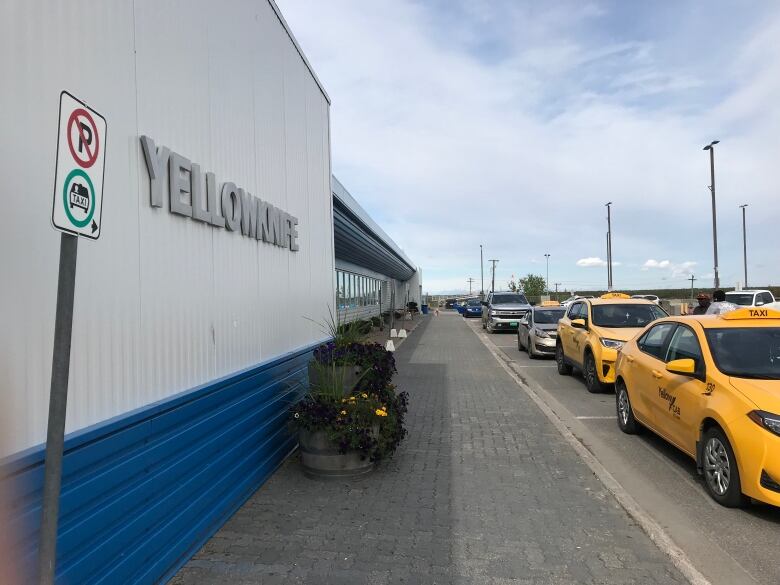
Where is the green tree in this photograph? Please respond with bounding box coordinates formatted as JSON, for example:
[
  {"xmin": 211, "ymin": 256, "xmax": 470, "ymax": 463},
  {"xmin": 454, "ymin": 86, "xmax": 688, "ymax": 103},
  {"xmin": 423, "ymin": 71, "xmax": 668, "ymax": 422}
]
[{"xmin": 519, "ymin": 274, "xmax": 546, "ymax": 297}]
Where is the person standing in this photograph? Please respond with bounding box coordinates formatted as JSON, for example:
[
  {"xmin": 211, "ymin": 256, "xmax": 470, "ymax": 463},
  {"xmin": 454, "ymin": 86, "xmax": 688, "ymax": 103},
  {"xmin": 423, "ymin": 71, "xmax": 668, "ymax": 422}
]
[
  {"xmin": 691, "ymin": 293, "xmax": 711, "ymax": 315},
  {"xmin": 706, "ymin": 290, "xmax": 738, "ymax": 315}
]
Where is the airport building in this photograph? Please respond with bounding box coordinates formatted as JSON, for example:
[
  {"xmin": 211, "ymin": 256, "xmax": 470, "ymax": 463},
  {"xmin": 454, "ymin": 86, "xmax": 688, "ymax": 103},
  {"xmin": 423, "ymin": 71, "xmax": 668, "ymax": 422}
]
[{"xmin": 0, "ymin": 1, "xmax": 420, "ymax": 582}]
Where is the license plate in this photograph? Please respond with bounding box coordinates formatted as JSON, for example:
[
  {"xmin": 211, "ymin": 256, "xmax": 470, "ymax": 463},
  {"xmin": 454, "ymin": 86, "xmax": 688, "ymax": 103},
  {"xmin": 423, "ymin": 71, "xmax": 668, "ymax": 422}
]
[{"xmin": 510, "ymin": 322, "xmax": 518, "ymax": 326}]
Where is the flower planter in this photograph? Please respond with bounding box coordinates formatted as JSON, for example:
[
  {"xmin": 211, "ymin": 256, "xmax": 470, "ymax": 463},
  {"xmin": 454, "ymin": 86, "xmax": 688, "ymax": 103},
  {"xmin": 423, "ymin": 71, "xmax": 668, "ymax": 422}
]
[
  {"xmin": 307, "ymin": 362, "xmax": 363, "ymax": 396},
  {"xmin": 298, "ymin": 429, "xmax": 375, "ymax": 479}
]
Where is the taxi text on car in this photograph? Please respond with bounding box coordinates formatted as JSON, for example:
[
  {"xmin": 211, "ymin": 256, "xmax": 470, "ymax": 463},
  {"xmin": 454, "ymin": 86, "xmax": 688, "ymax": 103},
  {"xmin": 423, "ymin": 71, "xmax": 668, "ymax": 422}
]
[{"xmin": 614, "ymin": 307, "xmax": 780, "ymax": 508}]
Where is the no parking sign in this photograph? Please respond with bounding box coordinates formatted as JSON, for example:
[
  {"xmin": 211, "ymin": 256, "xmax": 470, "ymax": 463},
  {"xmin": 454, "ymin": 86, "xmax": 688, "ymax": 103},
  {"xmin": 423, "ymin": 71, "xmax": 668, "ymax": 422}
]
[{"xmin": 52, "ymin": 91, "xmax": 107, "ymax": 239}]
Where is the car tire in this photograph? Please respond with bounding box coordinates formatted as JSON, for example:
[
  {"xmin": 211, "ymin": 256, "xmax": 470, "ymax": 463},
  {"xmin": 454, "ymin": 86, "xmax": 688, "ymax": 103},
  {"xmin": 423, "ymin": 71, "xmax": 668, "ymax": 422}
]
[
  {"xmin": 701, "ymin": 427, "xmax": 747, "ymax": 508},
  {"xmin": 615, "ymin": 381, "xmax": 640, "ymax": 434},
  {"xmin": 583, "ymin": 351, "xmax": 605, "ymax": 393},
  {"xmin": 527, "ymin": 337, "xmax": 536, "ymax": 359},
  {"xmin": 556, "ymin": 343, "xmax": 572, "ymax": 375},
  {"xmin": 517, "ymin": 333, "xmax": 523, "ymax": 351}
]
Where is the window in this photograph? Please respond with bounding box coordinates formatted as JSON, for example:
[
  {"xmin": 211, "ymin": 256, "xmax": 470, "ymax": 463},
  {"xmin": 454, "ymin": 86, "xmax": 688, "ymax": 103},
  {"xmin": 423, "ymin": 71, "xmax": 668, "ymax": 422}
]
[
  {"xmin": 760, "ymin": 292, "xmax": 775, "ymax": 305},
  {"xmin": 567, "ymin": 302, "xmax": 582, "ymax": 320},
  {"xmin": 591, "ymin": 304, "xmax": 667, "ymax": 328},
  {"xmin": 534, "ymin": 309, "xmax": 565, "ymax": 324},
  {"xmin": 637, "ymin": 323, "xmax": 676, "ymax": 360},
  {"xmin": 705, "ymin": 328, "xmax": 780, "ymax": 380},
  {"xmin": 491, "ymin": 293, "xmax": 529, "ymax": 304},
  {"xmin": 665, "ymin": 326, "xmax": 703, "ymax": 372}
]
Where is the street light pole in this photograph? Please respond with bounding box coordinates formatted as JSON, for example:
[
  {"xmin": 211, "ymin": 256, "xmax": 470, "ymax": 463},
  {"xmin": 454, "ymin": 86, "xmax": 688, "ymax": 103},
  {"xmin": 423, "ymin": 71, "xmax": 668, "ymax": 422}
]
[
  {"xmin": 544, "ymin": 253, "xmax": 550, "ymax": 295},
  {"xmin": 739, "ymin": 204, "xmax": 748, "ymax": 288},
  {"xmin": 605, "ymin": 202, "xmax": 613, "ymax": 290},
  {"xmin": 480, "ymin": 244, "xmax": 484, "ymax": 299},
  {"xmin": 489, "ymin": 259, "xmax": 498, "ymax": 293},
  {"xmin": 703, "ymin": 140, "xmax": 721, "ymax": 289}
]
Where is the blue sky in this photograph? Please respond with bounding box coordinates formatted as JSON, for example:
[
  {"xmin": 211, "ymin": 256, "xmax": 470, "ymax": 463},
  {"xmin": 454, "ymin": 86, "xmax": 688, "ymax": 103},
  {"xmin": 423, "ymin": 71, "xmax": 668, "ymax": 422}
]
[{"xmin": 278, "ymin": 0, "xmax": 780, "ymax": 294}]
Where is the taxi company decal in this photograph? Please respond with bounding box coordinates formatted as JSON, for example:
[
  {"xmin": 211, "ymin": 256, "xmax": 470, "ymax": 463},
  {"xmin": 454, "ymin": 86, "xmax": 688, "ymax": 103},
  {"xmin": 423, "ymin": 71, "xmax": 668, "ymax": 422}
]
[
  {"xmin": 140, "ymin": 136, "xmax": 299, "ymax": 252},
  {"xmin": 658, "ymin": 388, "xmax": 680, "ymax": 418}
]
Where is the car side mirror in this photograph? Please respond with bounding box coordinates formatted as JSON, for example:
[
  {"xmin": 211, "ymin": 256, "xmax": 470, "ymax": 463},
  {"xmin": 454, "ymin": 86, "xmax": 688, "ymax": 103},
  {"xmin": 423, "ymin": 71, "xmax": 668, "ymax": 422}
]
[
  {"xmin": 571, "ymin": 319, "xmax": 587, "ymax": 329},
  {"xmin": 666, "ymin": 358, "xmax": 696, "ymax": 376}
]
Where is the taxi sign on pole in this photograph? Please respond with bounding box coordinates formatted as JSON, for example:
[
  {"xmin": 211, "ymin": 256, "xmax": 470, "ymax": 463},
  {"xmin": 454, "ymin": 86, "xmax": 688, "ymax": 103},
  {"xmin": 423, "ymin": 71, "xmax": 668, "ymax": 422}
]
[{"xmin": 52, "ymin": 91, "xmax": 107, "ymax": 239}]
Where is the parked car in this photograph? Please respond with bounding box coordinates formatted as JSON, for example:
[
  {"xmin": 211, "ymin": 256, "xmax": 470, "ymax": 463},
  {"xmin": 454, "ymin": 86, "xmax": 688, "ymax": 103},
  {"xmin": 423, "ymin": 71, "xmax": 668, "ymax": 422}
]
[
  {"xmin": 517, "ymin": 305, "xmax": 566, "ymax": 358},
  {"xmin": 455, "ymin": 300, "xmax": 467, "ymax": 314},
  {"xmin": 481, "ymin": 292, "xmax": 532, "ymax": 333},
  {"xmin": 560, "ymin": 295, "xmax": 595, "ymax": 308},
  {"xmin": 614, "ymin": 306, "xmax": 780, "ymax": 508},
  {"xmin": 725, "ymin": 290, "xmax": 775, "ymax": 307},
  {"xmin": 445, "ymin": 298, "xmax": 457, "ymax": 309},
  {"xmin": 631, "ymin": 294, "xmax": 660, "ymax": 304},
  {"xmin": 462, "ymin": 298, "xmax": 483, "ymax": 318},
  {"xmin": 556, "ymin": 293, "xmax": 668, "ymax": 393}
]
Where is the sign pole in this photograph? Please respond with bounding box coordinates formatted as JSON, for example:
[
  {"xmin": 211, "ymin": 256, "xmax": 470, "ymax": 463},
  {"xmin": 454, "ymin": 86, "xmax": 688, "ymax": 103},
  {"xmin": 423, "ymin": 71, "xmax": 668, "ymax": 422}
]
[{"xmin": 38, "ymin": 233, "xmax": 78, "ymax": 585}]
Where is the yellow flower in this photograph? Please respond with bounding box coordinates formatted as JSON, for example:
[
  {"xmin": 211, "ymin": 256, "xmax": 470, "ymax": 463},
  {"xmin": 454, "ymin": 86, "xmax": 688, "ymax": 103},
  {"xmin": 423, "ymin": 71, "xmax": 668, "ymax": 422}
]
[
  {"xmin": 375, "ymin": 409, "xmax": 388, "ymax": 417},
  {"xmin": 361, "ymin": 393, "xmax": 368, "ymax": 398},
  {"xmin": 340, "ymin": 410, "xmax": 348, "ymax": 415},
  {"xmin": 348, "ymin": 396, "xmax": 356, "ymax": 401}
]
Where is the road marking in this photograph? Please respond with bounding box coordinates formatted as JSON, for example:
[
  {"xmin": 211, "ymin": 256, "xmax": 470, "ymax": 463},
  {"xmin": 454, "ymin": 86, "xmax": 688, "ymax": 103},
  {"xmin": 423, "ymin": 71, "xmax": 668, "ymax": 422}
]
[
  {"xmin": 575, "ymin": 415, "xmax": 616, "ymax": 420},
  {"xmin": 471, "ymin": 326, "xmax": 712, "ymax": 585}
]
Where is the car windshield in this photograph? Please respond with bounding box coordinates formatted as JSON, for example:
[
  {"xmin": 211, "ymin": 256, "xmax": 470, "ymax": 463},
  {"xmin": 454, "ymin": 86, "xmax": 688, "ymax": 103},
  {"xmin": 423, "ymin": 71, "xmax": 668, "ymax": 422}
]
[
  {"xmin": 466, "ymin": 299, "xmax": 481, "ymax": 306},
  {"xmin": 591, "ymin": 304, "xmax": 667, "ymax": 328},
  {"xmin": 534, "ymin": 309, "xmax": 565, "ymax": 324},
  {"xmin": 705, "ymin": 328, "xmax": 780, "ymax": 380},
  {"xmin": 492, "ymin": 294, "xmax": 528, "ymax": 304},
  {"xmin": 725, "ymin": 293, "xmax": 755, "ymax": 306}
]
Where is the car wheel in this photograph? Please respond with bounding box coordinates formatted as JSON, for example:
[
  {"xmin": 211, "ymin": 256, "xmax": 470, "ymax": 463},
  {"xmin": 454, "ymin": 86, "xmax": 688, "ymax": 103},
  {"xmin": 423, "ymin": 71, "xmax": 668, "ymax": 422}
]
[
  {"xmin": 615, "ymin": 381, "xmax": 640, "ymax": 434},
  {"xmin": 527, "ymin": 336, "xmax": 536, "ymax": 359},
  {"xmin": 517, "ymin": 333, "xmax": 523, "ymax": 351},
  {"xmin": 556, "ymin": 343, "xmax": 572, "ymax": 375},
  {"xmin": 584, "ymin": 351, "xmax": 605, "ymax": 393},
  {"xmin": 702, "ymin": 427, "xmax": 747, "ymax": 508}
]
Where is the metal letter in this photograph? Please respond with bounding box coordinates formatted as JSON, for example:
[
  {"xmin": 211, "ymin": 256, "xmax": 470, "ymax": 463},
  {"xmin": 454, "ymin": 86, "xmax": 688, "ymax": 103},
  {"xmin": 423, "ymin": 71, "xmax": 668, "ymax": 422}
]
[
  {"xmin": 239, "ymin": 189, "xmax": 258, "ymax": 238},
  {"xmin": 207, "ymin": 172, "xmax": 224, "ymax": 228},
  {"xmin": 268, "ymin": 205, "xmax": 282, "ymax": 246},
  {"xmin": 168, "ymin": 152, "xmax": 193, "ymax": 217},
  {"xmin": 221, "ymin": 182, "xmax": 241, "ymax": 232},
  {"xmin": 140, "ymin": 135, "xmax": 170, "ymax": 208},
  {"xmin": 190, "ymin": 164, "xmax": 211, "ymax": 223},
  {"xmin": 258, "ymin": 199, "xmax": 272, "ymax": 242},
  {"xmin": 289, "ymin": 215, "xmax": 299, "ymax": 251}
]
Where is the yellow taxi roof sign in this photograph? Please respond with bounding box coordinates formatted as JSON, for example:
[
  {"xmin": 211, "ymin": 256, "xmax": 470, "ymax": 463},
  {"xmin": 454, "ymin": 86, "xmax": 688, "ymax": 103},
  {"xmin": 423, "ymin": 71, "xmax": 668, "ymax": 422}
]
[
  {"xmin": 540, "ymin": 300, "xmax": 561, "ymax": 306},
  {"xmin": 600, "ymin": 292, "xmax": 631, "ymax": 299},
  {"xmin": 720, "ymin": 307, "xmax": 780, "ymax": 320}
]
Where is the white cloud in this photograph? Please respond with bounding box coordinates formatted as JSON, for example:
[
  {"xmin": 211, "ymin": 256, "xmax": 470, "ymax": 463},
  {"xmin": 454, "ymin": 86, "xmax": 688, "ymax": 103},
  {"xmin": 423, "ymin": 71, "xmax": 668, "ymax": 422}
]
[
  {"xmin": 577, "ymin": 257, "xmax": 608, "ymax": 268},
  {"xmin": 642, "ymin": 259, "xmax": 671, "ymax": 270}
]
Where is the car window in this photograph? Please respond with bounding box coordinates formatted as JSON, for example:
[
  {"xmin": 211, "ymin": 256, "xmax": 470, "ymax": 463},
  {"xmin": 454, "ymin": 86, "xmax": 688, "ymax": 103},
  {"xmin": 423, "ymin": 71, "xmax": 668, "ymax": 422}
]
[
  {"xmin": 760, "ymin": 292, "xmax": 774, "ymax": 304},
  {"xmin": 705, "ymin": 328, "xmax": 780, "ymax": 380},
  {"xmin": 591, "ymin": 304, "xmax": 666, "ymax": 328},
  {"xmin": 665, "ymin": 326, "xmax": 703, "ymax": 371},
  {"xmin": 637, "ymin": 323, "xmax": 676, "ymax": 360},
  {"xmin": 567, "ymin": 302, "xmax": 582, "ymax": 320}
]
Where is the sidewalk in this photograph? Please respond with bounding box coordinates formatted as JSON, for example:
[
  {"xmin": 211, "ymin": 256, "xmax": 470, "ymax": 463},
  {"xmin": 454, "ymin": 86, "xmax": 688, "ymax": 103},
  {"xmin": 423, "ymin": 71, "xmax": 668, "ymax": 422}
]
[{"xmin": 171, "ymin": 313, "xmax": 686, "ymax": 584}]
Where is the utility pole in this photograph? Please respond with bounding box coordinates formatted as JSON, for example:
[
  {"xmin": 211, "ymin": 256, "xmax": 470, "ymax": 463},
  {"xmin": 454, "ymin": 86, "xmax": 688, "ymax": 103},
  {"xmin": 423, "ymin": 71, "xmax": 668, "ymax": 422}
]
[
  {"xmin": 480, "ymin": 244, "xmax": 484, "ymax": 299},
  {"xmin": 688, "ymin": 274, "xmax": 696, "ymax": 300},
  {"xmin": 739, "ymin": 204, "xmax": 748, "ymax": 288},
  {"xmin": 605, "ymin": 202, "xmax": 613, "ymax": 291},
  {"xmin": 554, "ymin": 282, "xmax": 561, "ymax": 301},
  {"xmin": 467, "ymin": 277, "xmax": 475, "ymax": 295},
  {"xmin": 703, "ymin": 140, "xmax": 720, "ymax": 289},
  {"xmin": 489, "ymin": 259, "xmax": 498, "ymax": 293},
  {"xmin": 544, "ymin": 253, "xmax": 550, "ymax": 294}
]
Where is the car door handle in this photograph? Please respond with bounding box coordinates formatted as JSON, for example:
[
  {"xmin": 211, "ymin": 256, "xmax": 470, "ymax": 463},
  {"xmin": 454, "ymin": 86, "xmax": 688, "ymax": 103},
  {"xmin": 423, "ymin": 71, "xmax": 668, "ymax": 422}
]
[
  {"xmin": 652, "ymin": 370, "xmax": 663, "ymax": 379},
  {"xmin": 625, "ymin": 355, "xmax": 635, "ymax": 363}
]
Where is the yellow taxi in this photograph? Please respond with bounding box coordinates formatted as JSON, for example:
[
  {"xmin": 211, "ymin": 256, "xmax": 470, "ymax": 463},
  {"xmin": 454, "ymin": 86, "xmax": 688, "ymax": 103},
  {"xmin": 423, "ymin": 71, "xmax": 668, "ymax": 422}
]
[
  {"xmin": 614, "ymin": 307, "xmax": 780, "ymax": 507},
  {"xmin": 556, "ymin": 293, "xmax": 668, "ymax": 393}
]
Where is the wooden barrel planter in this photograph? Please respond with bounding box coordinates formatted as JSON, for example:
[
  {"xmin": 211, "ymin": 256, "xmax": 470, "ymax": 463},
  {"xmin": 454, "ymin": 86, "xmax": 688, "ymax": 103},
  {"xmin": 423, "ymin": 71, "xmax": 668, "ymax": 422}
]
[{"xmin": 299, "ymin": 429, "xmax": 375, "ymax": 479}]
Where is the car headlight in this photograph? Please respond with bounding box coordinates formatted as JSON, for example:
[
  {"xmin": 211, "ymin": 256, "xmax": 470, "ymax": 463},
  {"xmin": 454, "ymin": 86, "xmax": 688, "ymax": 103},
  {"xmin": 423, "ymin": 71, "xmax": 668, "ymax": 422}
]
[
  {"xmin": 600, "ymin": 338, "xmax": 624, "ymax": 349},
  {"xmin": 748, "ymin": 410, "xmax": 780, "ymax": 437},
  {"xmin": 533, "ymin": 328, "xmax": 550, "ymax": 338},
  {"xmin": 489, "ymin": 310, "xmax": 496, "ymax": 316}
]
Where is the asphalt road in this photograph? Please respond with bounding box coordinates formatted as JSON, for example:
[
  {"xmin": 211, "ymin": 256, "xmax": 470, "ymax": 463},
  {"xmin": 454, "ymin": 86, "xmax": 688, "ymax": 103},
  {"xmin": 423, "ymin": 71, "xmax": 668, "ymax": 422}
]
[{"xmin": 459, "ymin": 312, "xmax": 780, "ymax": 585}]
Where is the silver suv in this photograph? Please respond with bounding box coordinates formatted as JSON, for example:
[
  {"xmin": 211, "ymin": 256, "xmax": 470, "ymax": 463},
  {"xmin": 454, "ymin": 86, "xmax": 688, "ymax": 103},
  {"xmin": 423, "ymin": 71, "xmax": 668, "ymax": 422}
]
[{"xmin": 481, "ymin": 292, "xmax": 532, "ymax": 333}]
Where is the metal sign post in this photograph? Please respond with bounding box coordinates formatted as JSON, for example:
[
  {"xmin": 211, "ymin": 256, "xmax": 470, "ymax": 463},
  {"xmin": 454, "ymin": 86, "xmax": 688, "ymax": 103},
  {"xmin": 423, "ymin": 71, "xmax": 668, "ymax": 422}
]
[{"xmin": 39, "ymin": 91, "xmax": 106, "ymax": 584}]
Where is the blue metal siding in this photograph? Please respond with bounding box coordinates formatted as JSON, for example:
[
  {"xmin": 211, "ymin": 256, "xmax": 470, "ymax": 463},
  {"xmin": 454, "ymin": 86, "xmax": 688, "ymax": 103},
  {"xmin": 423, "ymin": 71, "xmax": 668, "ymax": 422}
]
[{"xmin": 0, "ymin": 341, "xmax": 319, "ymax": 584}]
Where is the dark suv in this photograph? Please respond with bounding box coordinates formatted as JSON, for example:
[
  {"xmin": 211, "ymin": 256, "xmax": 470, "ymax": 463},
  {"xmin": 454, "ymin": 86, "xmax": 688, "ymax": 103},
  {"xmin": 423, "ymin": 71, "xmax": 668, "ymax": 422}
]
[{"xmin": 481, "ymin": 292, "xmax": 532, "ymax": 333}]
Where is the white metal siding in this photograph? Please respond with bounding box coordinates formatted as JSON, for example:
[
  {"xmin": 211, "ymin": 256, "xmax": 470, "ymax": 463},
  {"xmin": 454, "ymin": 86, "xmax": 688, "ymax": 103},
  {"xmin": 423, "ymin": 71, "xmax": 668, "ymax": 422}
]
[{"xmin": 0, "ymin": 0, "xmax": 332, "ymax": 457}]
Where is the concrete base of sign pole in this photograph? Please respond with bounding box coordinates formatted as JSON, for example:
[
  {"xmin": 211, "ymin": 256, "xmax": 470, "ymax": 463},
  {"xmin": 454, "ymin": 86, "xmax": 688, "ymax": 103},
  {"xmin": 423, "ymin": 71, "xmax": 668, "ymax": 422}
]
[
  {"xmin": 385, "ymin": 340, "xmax": 396, "ymax": 352},
  {"xmin": 398, "ymin": 329, "xmax": 407, "ymax": 338},
  {"xmin": 390, "ymin": 328, "xmax": 398, "ymax": 338}
]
